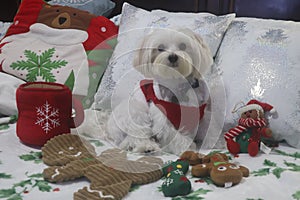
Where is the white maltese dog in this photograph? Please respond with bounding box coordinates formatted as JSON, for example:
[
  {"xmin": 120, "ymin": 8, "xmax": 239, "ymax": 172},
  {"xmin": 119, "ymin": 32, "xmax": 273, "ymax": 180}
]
[{"xmin": 106, "ymin": 28, "xmax": 213, "ymax": 155}]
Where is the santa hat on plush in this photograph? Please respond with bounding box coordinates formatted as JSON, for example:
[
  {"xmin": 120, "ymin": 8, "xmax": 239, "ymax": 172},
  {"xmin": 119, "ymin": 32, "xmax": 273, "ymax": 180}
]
[{"xmin": 237, "ymin": 99, "xmax": 276, "ymax": 115}]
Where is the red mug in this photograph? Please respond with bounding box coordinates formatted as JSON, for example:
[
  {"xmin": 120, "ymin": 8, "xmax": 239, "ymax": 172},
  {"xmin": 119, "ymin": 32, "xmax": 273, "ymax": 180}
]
[{"xmin": 16, "ymin": 82, "xmax": 84, "ymax": 146}]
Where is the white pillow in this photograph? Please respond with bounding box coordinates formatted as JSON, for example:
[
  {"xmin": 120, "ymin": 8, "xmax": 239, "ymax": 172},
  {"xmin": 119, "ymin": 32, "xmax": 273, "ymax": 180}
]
[
  {"xmin": 0, "ymin": 73, "xmax": 25, "ymax": 116},
  {"xmin": 94, "ymin": 2, "xmax": 235, "ymax": 110},
  {"xmin": 216, "ymin": 17, "xmax": 300, "ymax": 148}
]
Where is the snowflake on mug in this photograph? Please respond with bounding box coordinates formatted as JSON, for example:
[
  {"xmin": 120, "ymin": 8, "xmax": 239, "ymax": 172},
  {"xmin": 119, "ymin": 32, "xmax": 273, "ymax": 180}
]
[{"xmin": 35, "ymin": 101, "xmax": 60, "ymax": 134}]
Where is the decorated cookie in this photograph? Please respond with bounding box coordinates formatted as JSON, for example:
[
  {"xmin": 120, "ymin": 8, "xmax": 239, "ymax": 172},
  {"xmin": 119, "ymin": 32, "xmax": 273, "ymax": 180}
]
[
  {"xmin": 42, "ymin": 134, "xmax": 96, "ymax": 166},
  {"xmin": 180, "ymin": 150, "xmax": 204, "ymax": 165},
  {"xmin": 85, "ymin": 160, "xmax": 163, "ymax": 188},
  {"xmin": 74, "ymin": 180, "xmax": 132, "ymax": 200},
  {"xmin": 192, "ymin": 153, "xmax": 249, "ymax": 187},
  {"xmin": 43, "ymin": 158, "xmax": 100, "ymax": 182},
  {"xmin": 42, "ymin": 134, "xmax": 163, "ymax": 199}
]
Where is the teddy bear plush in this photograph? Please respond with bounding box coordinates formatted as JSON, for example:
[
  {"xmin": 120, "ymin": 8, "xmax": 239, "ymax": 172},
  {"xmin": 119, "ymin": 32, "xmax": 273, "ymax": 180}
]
[
  {"xmin": 191, "ymin": 153, "xmax": 249, "ymax": 187},
  {"xmin": 224, "ymin": 99, "xmax": 275, "ymax": 157}
]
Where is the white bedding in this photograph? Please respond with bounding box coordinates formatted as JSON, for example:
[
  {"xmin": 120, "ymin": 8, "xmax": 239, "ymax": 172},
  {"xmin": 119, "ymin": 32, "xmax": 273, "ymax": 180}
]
[{"xmin": 1, "ymin": 123, "xmax": 300, "ymax": 200}]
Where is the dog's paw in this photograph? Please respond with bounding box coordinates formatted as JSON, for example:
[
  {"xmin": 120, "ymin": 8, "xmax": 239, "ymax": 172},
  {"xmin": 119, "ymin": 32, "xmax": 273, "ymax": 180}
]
[
  {"xmin": 134, "ymin": 141, "xmax": 161, "ymax": 155},
  {"xmin": 119, "ymin": 137, "xmax": 161, "ymax": 155}
]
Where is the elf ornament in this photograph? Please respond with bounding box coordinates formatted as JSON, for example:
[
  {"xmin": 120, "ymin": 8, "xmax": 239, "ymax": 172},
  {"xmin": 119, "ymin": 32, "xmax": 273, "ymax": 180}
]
[
  {"xmin": 224, "ymin": 99, "xmax": 275, "ymax": 157},
  {"xmin": 161, "ymin": 159, "xmax": 191, "ymax": 197}
]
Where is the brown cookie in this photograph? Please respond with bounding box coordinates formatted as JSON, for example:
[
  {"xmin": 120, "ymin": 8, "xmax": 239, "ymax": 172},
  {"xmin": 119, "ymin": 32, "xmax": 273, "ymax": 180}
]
[
  {"xmin": 43, "ymin": 158, "xmax": 100, "ymax": 183},
  {"xmin": 42, "ymin": 134, "xmax": 96, "ymax": 166},
  {"xmin": 74, "ymin": 180, "xmax": 132, "ymax": 200},
  {"xmin": 84, "ymin": 156, "xmax": 163, "ymax": 188},
  {"xmin": 42, "ymin": 134, "xmax": 163, "ymax": 199},
  {"xmin": 97, "ymin": 148, "xmax": 127, "ymax": 162},
  {"xmin": 180, "ymin": 151, "xmax": 205, "ymax": 165}
]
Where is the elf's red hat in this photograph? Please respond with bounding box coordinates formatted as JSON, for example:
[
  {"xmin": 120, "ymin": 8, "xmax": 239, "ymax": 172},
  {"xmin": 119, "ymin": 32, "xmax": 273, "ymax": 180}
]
[{"xmin": 238, "ymin": 99, "xmax": 276, "ymax": 115}]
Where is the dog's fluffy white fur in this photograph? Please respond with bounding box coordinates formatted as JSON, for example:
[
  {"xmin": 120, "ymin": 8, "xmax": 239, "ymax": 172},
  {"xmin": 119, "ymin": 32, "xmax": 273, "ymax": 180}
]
[{"xmin": 104, "ymin": 28, "xmax": 213, "ymax": 155}]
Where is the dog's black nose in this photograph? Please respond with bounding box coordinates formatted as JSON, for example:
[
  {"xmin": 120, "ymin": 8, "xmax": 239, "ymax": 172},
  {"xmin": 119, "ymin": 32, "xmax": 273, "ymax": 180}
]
[{"xmin": 168, "ymin": 54, "xmax": 178, "ymax": 64}]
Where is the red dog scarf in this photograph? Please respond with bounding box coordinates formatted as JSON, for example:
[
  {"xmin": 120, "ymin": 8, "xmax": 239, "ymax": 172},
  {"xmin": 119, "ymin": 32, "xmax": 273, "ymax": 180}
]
[{"xmin": 140, "ymin": 79, "xmax": 206, "ymax": 132}]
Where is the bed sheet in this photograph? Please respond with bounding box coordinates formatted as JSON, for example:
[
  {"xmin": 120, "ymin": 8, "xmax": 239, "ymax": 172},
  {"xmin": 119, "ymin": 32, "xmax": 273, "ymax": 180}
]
[{"xmin": 1, "ymin": 122, "xmax": 300, "ymax": 200}]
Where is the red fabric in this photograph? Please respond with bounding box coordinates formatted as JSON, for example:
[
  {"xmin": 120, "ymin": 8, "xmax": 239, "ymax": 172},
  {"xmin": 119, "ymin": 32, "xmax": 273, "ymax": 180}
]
[
  {"xmin": 247, "ymin": 141, "xmax": 259, "ymax": 157},
  {"xmin": 247, "ymin": 99, "xmax": 274, "ymax": 112},
  {"xmin": 238, "ymin": 118, "xmax": 267, "ymax": 128},
  {"xmin": 3, "ymin": 0, "xmax": 44, "ymax": 38},
  {"xmin": 224, "ymin": 118, "xmax": 271, "ymax": 156},
  {"xmin": 224, "ymin": 125, "xmax": 247, "ymax": 141},
  {"xmin": 140, "ymin": 79, "xmax": 206, "ymax": 132},
  {"xmin": 226, "ymin": 139, "xmax": 241, "ymax": 155},
  {"xmin": 83, "ymin": 16, "xmax": 118, "ymax": 51},
  {"xmin": 1, "ymin": 0, "xmax": 118, "ymax": 52},
  {"xmin": 16, "ymin": 82, "xmax": 82, "ymax": 146}
]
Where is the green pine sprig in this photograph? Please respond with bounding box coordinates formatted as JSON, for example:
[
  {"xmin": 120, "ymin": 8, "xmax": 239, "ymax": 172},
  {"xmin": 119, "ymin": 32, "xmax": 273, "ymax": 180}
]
[{"xmin": 10, "ymin": 48, "xmax": 67, "ymax": 82}]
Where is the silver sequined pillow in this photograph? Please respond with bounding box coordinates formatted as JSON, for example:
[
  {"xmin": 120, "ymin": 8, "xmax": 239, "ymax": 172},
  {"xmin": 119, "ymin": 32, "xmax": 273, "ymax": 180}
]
[
  {"xmin": 216, "ymin": 17, "xmax": 300, "ymax": 148},
  {"xmin": 94, "ymin": 2, "xmax": 235, "ymax": 110}
]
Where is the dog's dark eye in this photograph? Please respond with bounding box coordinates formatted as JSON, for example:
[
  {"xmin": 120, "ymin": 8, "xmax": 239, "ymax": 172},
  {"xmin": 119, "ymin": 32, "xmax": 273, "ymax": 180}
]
[
  {"xmin": 179, "ymin": 43, "xmax": 186, "ymax": 50},
  {"xmin": 158, "ymin": 44, "xmax": 165, "ymax": 52}
]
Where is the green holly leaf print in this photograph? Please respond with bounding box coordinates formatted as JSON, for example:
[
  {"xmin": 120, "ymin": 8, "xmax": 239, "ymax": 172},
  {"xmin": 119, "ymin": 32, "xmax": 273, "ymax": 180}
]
[
  {"xmin": 172, "ymin": 188, "xmax": 211, "ymax": 200},
  {"xmin": 19, "ymin": 151, "xmax": 42, "ymax": 164},
  {"xmin": 274, "ymin": 149, "xmax": 300, "ymax": 159},
  {"xmin": 89, "ymin": 139, "xmax": 104, "ymax": 147},
  {"xmin": 0, "ymin": 188, "xmax": 16, "ymax": 198},
  {"xmin": 13, "ymin": 179, "xmax": 32, "ymax": 188},
  {"xmin": 284, "ymin": 161, "xmax": 300, "ymax": 171},
  {"xmin": 0, "ymin": 172, "xmax": 53, "ymax": 200},
  {"xmin": 0, "ymin": 124, "xmax": 9, "ymax": 131},
  {"xmin": 252, "ymin": 168, "xmax": 270, "ymax": 176},
  {"xmin": 27, "ymin": 173, "xmax": 43, "ymax": 178},
  {"xmin": 157, "ymin": 185, "xmax": 163, "ymax": 192},
  {"xmin": 7, "ymin": 193, "xmax": 22, "ymax": 200},
  {"xmin": 272, "ymin": 167, "xmax": 286, "ymax": 178},
  {"xmin": 292, "ymin": 190, "xmax": 300, "ymax": 200},
  {"xmin": 263, "ymin": 159, "xmax": 277, "ymax": 167},
  {"xmin": 35, "ymin": 180, "xmax": 52, "ymax": 192},
  {"xmin": 11, "ymin": 48, "xmax": 67, "ymax": 82}
]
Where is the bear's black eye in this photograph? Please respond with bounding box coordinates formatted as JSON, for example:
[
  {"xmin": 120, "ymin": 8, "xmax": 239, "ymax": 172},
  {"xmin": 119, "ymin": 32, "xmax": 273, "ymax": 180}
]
[
  {"xmin": 158, "ymin": 44, "xmax": 165, "ymax": 52},
  {"xmin": 56, "ymin": 9, "xmax": 60, "ymax": 12},
  {"xmin": 73, "ymin": 13, "xmax": 77, "ymax": 16},
  {"xmin": 179, "ymin": 43, "xmax": 186, "ymax": 50}
]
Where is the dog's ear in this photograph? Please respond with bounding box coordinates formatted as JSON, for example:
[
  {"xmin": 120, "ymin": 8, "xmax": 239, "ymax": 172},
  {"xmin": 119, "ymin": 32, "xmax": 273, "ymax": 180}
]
[
  {"xmin": 133, "ymin": 35, "xmax": 153, "ymax": 76},
  {"xmin": 178, "ymin": 28, "xmax": 213, "ymax": 76},
  {"xmin": 192, "ymin": 32, "xmax": 213, "ymax": 75}
]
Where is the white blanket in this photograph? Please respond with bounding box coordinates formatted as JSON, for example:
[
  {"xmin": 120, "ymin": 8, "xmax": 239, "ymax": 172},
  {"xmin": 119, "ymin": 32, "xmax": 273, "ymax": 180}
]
[{"xmin": 1, "ymin": 123, "xmax": 300, "ymax": 200}]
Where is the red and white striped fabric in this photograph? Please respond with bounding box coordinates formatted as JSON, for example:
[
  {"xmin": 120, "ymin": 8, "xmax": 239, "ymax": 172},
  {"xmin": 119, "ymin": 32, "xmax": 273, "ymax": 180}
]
[
  {"xmin": 224, "ymin": 118, "xmax": 267, "ymax": 141},
  {"xmin": 238, "ymin": 118, "xmax": 267, "ymax": 128},
  {"xmin": 224, "ymin": 125, "xmax": 247, "ymax": 141}
]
